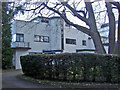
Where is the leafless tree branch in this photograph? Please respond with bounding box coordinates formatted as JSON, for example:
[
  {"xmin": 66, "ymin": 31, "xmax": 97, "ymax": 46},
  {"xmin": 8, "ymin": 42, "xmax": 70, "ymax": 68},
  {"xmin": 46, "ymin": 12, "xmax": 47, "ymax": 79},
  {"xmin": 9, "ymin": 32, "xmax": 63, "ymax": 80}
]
[
  {"xmin": 61, "ymin": 2, "xmax": 90, "ymax": 26},
  {"xmin": 42, "ymin": 2, "xmax": 92, "ymax": 36}
]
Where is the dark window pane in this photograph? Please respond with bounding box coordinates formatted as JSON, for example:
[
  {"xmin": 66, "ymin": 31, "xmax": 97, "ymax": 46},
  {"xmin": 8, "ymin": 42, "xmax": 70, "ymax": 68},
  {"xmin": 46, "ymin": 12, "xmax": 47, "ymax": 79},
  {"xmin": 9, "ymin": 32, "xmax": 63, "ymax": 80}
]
[
  {"xmin": 41, "ymin": 19, "xmax": 49, "ymax": 23},
  {"xmin": 16, "ymin": 34, "xmax": 24, "ymax": 42},
  {"xmin": 43, "ymin": 36, "xmax": 49, "ymax": 42},
  {"xmin": 66, "ymin": 38, "xmax": 76, "ymax": 45},
  {"xmin": 16, "ymin": 34, "xmax": 19, "ymax": 42},
  {"xmin": 82, "ymin": 40, "xmax": 86, "ymax": 46}
]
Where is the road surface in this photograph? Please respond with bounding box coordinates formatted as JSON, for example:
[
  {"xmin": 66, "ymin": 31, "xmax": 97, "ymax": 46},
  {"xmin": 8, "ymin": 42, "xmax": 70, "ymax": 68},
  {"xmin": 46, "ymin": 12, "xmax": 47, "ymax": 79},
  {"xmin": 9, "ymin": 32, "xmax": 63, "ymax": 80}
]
[{"xmin": 2, "ymin": 70, "xmax": 58, "ymax": 88}]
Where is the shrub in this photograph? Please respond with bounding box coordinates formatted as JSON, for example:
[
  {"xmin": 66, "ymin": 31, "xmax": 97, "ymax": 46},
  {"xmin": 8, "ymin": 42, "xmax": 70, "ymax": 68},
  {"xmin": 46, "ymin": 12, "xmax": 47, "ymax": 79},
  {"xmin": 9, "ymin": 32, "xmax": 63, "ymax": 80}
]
[{"xmin": 20, "ymin": 53, "xmax": 120, "ymax": 83}]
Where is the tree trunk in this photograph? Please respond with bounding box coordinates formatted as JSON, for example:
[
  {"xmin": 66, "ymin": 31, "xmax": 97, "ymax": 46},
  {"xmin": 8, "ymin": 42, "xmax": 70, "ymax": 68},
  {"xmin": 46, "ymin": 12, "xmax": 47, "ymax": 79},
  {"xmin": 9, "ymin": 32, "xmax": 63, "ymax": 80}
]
[
  {"xmin": 106, "ymin": 2, "xmax": 116, "ymax": 54},
  {"xmin": 85, "ymin": 2, "xmax": 106, "ymax": 54},
  {"xmin": 0, "ymin": 2, "xmax": 2, "ymax": 69},
  {"xmin": 91, "ymin": 32, "xmax": 106, "ymax": 54},
  {"xmin": 116, "ymin": 8, "xmax": 120, "ymax": 54},
  {"xmin": 110, "ymin": 2, "xmax": 120, "ymax": 54}
]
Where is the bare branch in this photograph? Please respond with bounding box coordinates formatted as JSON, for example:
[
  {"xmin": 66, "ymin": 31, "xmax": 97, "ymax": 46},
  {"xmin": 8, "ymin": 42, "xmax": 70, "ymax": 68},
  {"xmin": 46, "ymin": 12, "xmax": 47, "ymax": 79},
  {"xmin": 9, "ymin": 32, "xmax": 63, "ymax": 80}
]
[
  {"xmin": 94, "ymin": 10, "xmax": 107, "ymax": 14},
  {"xmin": 110, "ymin": 2, "xmax": 120, "ymax": 9},
  {"xmin": 43, "ymin": 3, "xmax": 92, "ymax": 36},
  {"xmin": 76, "ymin": 10, "xmax": 86, "ymax": 17},
  {"xmin": 61, "ymin": 2, "xmax": 90, "ymax": 26},
  {"xmin": 21, "ymin": 3, "xmax": 43, "ymax": 11}
]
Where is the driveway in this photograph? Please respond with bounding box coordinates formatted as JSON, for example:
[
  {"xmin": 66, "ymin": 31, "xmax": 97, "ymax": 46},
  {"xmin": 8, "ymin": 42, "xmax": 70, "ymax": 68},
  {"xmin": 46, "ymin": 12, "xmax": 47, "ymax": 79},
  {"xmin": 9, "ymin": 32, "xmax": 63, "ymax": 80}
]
[
  {"xmin": 2, "ymin": 69, "xmax": 120, "ymax": 89},
  {"xmin": 2, "ymin": 69, "xmax": 59, "ymax": 88}
]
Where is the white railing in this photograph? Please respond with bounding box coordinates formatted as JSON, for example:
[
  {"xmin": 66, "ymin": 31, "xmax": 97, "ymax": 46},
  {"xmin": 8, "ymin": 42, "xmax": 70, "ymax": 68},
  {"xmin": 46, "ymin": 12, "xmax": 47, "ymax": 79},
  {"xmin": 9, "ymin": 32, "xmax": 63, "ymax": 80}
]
[{"xmin": 11, "ymin": 42, "xmax": 30, "ymax": 48}]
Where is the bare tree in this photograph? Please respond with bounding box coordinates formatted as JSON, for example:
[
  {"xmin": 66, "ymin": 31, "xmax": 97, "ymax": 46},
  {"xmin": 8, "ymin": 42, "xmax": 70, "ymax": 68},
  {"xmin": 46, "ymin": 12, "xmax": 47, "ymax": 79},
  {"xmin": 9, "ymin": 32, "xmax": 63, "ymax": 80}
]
[
  {"xmin": 0, "ymin": 2, "xmax": 2, "ymax": 68},
  {"xmin": 19, "ymin": 1, "xmax": 106, "ymax": 54},
  {"xmin": 106, "ymin": 2, "xmax": 116, "ymax": 54},
  {"xmin": 84, "ymin": 1, "xmax": 106, "ymax": 54},
  {"xmin": 110, "ymin": 2, "xmax": 120, "ymax": 54},
  {"xmin": 13, "ymin": 0, "xmax": 118, "ymax": 54}
]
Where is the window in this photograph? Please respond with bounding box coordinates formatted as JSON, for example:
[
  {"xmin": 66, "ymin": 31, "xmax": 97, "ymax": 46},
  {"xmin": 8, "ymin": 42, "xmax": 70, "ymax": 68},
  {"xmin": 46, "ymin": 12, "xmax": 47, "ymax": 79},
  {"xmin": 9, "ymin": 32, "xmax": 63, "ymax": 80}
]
[
  {"xmin": 66, "ymin": 38, "xmax": 76, "ymax": 45},
  {"xmin": 34, "ymin": 35, "xmax": 49, "ymax": 43},
  {"xmin": 40, "ymin": 36, "xmax": 44, "ymax": 42},
  {"xmin": 34, "ymin": 35, "xmax": 40, "ymax": 42},
  {"xmin": 12, "ymin": 34, "xmax": 16, "ymax": 42},
  {"xmin": 16, "ymin": 34, "xmax": 24, "ymax": 42},
  {"xmin": 82, "ymin": 40, "xmax": 86, "ymax": 46},
  {"xmin": 43, "ymin": 36, "xmax": 49, "ymax": 42},
  {"xmin": 29, "ymin": 52, "xmax": 42, "ymax": 55},
  {"xmin": 41, "ymin": 18, "xmax": 49, "ymax": 23}
]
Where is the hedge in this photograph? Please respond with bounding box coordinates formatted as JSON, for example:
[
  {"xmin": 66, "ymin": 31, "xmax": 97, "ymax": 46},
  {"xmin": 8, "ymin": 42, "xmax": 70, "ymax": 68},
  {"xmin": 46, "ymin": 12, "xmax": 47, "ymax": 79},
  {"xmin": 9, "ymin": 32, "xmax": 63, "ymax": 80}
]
[{"xmin": 20, "ymin": 53, "xmax": 120, "ymax": 83}]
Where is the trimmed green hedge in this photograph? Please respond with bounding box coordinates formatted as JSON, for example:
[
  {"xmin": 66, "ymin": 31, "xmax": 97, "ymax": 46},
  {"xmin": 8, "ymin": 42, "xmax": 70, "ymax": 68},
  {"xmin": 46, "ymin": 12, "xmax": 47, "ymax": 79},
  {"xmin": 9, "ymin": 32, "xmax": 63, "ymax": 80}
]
[{"xmin": 20, "ymin": 53, "xmax": 120, "ymax": 83}]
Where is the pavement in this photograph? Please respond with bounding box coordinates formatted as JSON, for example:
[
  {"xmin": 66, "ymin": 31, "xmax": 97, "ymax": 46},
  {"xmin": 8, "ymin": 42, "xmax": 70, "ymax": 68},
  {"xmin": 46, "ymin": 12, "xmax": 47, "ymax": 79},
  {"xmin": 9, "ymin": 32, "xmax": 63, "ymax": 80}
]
[{"xmin": 2, "ymin": 69, "xmax": 59, "ymax": 88}]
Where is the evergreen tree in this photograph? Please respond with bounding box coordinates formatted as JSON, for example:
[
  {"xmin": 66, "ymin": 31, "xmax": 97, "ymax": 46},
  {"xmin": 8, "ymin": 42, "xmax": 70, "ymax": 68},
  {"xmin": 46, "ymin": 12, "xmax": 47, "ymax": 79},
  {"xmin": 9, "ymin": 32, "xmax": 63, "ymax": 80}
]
[{"xmin": 2, "ymin": 2, "xmax": 13, "ymax": 69}]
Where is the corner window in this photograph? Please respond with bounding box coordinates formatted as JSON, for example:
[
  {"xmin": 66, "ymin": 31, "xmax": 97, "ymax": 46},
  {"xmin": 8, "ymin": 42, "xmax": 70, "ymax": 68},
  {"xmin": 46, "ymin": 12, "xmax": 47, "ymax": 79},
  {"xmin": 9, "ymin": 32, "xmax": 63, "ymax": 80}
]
[
  {"xmin": 66, "ymin": 38, "xmax": 76, "ymax": 45},
  {"xmin": 16, "ymin": 34, "xmax": 24, "ymax": 42},
  {"xmin": 82, "ymin": 40, "xmax": 86, "ymax": 46}
]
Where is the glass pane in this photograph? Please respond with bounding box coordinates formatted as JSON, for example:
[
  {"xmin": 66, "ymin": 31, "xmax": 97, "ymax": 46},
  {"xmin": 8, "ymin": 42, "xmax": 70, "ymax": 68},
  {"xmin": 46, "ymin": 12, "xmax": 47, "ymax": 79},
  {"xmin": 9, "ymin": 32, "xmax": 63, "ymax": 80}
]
[
  {"xmin": 20, "ymin": 35, "xmax": 24, "ymax": 42},
  {"xmin": 16, "ymin": 34, "xmax": 20, "ymax": 41},
  {"xmin": 12, "ymin": 34, "xmax": 16, "ymax": 42},
  {"xmin": 44, "ymin": 36, "xmax": 49, "ymax": 42},
  {"xmin": 66, "ymin": 38, "xmax": 76, "ymax": 45},
  {"xmin": 34, "ymin": 35, "xmax": 39, "ymax": 42},
  {"xmin": 40, "ymin": 36, "xmax": 44, "ymax": 42},
  {"xmin": 82, "ymin": 40, "xmax": 86, "ymax": 46}
]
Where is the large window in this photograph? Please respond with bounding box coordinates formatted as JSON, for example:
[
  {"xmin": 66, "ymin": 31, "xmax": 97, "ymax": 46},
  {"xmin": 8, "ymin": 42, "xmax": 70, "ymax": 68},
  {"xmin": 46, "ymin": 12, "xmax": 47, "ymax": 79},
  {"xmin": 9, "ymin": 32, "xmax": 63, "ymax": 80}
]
[
  {"xmin": 66, "ymin": 38, "xmax": 76, "ymax": 45},
  {"xmin": 34, "ymin": 35, "xmax": 49, "ymax": 43},
  {"xmin": 82, "ymin": 40, "xmax": 86, "ymax": 46},
  {"xmin": 16, "ymin": 34, "xmax": 24, "ymax": 42}
]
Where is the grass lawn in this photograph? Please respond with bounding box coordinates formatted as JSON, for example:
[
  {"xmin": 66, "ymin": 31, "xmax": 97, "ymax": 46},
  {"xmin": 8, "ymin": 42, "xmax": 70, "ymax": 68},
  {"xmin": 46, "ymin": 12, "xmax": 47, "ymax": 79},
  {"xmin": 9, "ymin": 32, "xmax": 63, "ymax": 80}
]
[{"xmin": 19, "ymin": 75, "xmax": 119, "ymax": 88}]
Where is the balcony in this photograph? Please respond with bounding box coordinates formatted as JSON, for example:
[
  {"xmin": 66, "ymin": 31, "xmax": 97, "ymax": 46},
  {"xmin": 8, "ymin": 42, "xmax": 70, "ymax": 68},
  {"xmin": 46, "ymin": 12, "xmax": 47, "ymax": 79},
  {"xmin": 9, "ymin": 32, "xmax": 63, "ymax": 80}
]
[{"xmin": 11, "ymin": 42, "xmax": 31, "ymax": 49}]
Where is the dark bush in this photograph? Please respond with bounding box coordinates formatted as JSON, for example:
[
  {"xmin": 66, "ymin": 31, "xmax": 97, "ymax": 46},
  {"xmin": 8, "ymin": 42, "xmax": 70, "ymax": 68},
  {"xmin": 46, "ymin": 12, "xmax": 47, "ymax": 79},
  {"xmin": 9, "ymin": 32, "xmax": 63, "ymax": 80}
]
[{"xmin": 20, "ymin": 53, "xmax": 120, "ymax": 83}]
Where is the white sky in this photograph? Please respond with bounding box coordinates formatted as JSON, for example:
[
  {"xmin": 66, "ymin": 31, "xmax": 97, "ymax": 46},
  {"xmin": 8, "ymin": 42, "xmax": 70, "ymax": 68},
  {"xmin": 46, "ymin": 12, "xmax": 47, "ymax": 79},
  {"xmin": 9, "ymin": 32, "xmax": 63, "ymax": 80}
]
[{"xmin": 14, "ymin": 0, "xmax": 119, "ymax": 29}]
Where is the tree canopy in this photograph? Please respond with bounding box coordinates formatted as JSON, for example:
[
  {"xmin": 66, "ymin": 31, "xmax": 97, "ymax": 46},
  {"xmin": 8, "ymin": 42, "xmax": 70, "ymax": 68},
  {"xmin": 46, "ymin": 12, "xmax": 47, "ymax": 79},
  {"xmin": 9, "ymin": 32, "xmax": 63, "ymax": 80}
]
[{"xmin": 2, "ymin": 2, "xmax": 13, "ymax": 69}]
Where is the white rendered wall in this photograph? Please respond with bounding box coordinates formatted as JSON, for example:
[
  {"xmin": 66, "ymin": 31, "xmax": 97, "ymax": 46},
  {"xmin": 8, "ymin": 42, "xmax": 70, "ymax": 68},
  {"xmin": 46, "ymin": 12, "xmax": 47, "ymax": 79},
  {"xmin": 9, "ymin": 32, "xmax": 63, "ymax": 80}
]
[
  {"xmin": 64, "ymin": 26, "xmax": 95, "ymax": 53},
  {"xmin": 11, "ymin": 20, "xmax": 51, "ymax": 69},
  {"xmin": 49, "ymin": 18, "xmax": 62, "ymax": 50},
  {"xmin": 15, "ymin": 50, "xmax": 28, "ymax": 69},
  {"xmin": 12, "ymin": 20, "xmax": 51, "ymax": 52}
]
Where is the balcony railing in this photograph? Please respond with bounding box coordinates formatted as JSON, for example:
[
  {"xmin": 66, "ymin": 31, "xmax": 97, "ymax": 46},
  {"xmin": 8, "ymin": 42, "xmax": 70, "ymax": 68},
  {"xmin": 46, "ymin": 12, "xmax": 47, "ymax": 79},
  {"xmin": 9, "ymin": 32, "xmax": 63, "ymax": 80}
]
[{"xmin": 11, "ymin": 42, "xmax": 31, "ymax": 49}]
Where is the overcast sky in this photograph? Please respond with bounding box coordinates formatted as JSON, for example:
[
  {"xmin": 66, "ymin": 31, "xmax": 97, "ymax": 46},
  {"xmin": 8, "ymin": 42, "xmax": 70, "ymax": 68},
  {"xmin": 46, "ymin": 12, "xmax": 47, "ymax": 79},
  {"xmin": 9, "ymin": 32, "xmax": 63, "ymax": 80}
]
[{"xmin": 14, "ymin": 0, "xmax": 118, "ymax": 29}]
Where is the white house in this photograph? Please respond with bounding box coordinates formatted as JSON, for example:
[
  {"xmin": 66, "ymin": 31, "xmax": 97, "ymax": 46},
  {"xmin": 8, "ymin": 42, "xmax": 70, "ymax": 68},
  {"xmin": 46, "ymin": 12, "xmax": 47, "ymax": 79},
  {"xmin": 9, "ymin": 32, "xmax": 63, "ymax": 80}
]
[{"xmin": 11, "ymin": 16, "xmax": 95, "ymax": 69}]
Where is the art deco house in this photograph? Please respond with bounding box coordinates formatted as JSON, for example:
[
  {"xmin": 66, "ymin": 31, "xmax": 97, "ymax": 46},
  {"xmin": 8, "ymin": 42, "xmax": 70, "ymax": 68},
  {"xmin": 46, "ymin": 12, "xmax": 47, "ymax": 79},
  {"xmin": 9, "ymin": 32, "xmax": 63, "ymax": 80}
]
[{"xmin": 11, "ymin": 16, "xmax": 95, "ymax": 69}]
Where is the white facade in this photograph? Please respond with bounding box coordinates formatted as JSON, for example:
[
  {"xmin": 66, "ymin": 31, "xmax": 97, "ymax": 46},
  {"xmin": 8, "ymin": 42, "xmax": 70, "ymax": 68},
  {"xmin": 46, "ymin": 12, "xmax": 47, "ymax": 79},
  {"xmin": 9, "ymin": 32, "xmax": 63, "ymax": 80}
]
[{"xmin": 11, "ymin": 16, "xmax": 95, "ymax": 69}]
